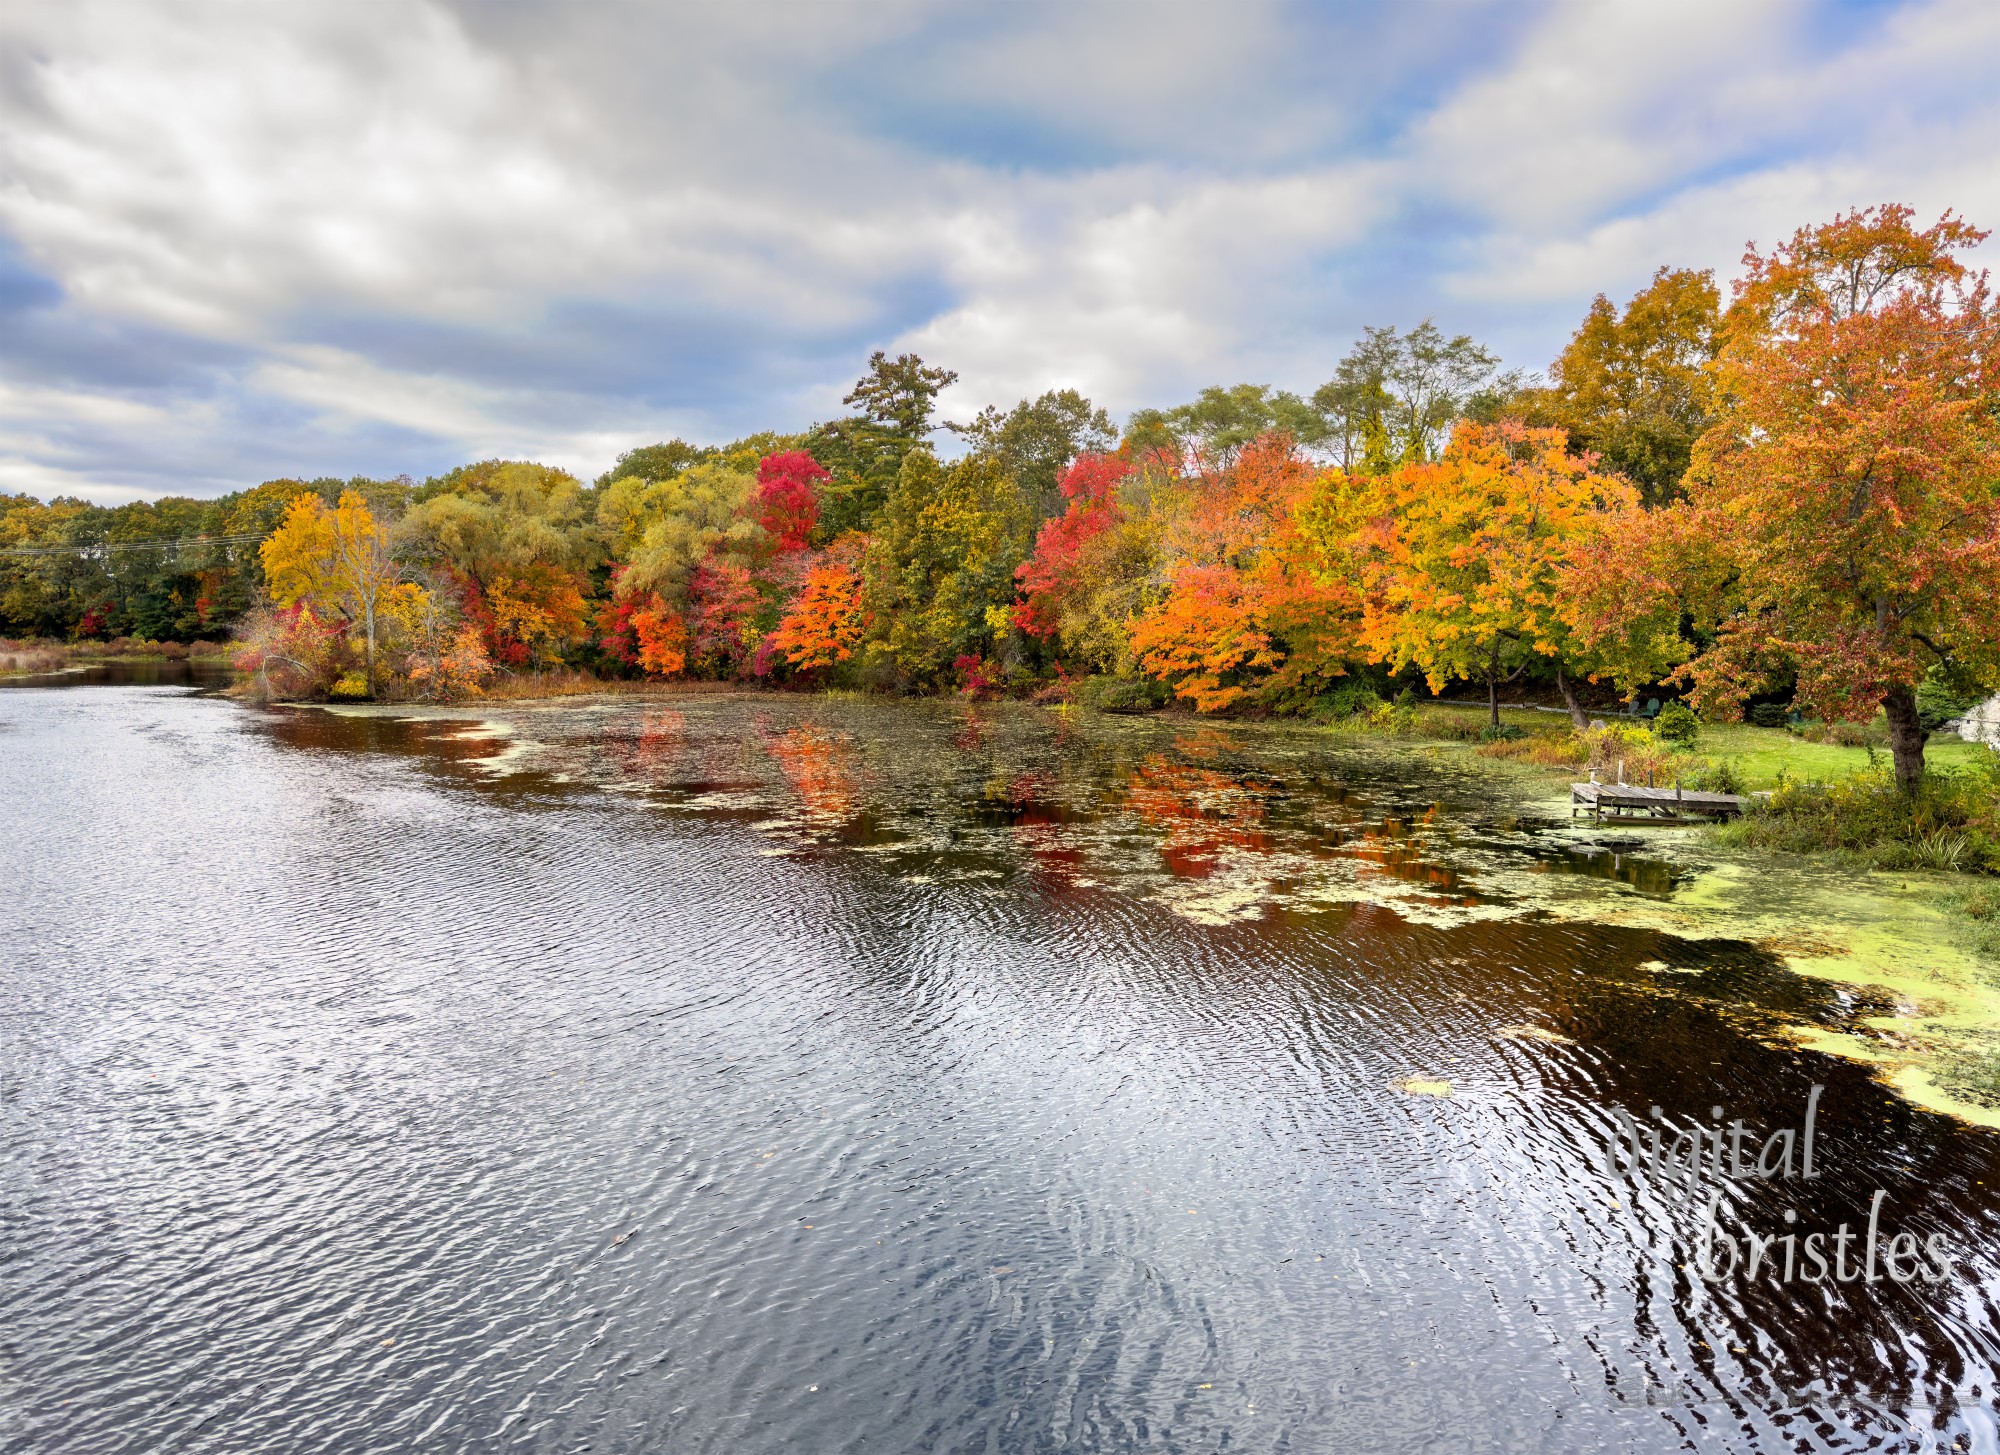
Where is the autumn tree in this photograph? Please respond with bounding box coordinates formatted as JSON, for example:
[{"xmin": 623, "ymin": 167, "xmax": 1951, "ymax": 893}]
[
  {"xmin": 1522, "ymin": 267, "xmax": 1720, "ymax": 505},
  {"xmin": 1305, "ymin": 422, "xmax": 1639, "ymax": 728},
  {"xmin": 260, "ymin": 491, "xmax": 412, "ymax": 694},
  {"xmin": 1009, "ymin": 451, "xmax": 1162, "ymax": 675},
  {"xmin": 765, "ymin": 534, "xmax": 871, "ymax": 673},
  {"xmin": 399, "ymin": 461, "xmax": 598, "ymax": 666},
  {"xmin": 755, "ymin": 451, "xmax": 827, "ymax": 550},
  {"xmin": 1657, "ymin": 205, "xmax": 2000, "ymax": 789},
  {"xmin": 1129, "ymin": 434, "xmax": 1358, "ymax": 710}
]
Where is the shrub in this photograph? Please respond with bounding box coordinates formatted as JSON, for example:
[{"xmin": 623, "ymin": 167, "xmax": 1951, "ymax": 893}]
[
  {"xmin": 1323, "ymin": 678, "xmax": 1385, "ymax": 719},
  {"xmin": 1680, "ymin": 758, "xmax": 1744, "ymax": 795},
  {"xmin": 1079, "ymin": 674, "xmax": 1168, "ymax": 714},
  {"xmin": 1654, "ymin": 700, "xmax": 1700, "ymax": 745},
  {"xmin": 1720, "ymin": 756, "xmax": 2000, "ymax": 869},
  {"xmin": 1748, "ymin": 702, "xmax": 1790, "ymax": 728},
  {"xmin": 328, "ymin": 671, "xmax": 372, "ymax": 700}
]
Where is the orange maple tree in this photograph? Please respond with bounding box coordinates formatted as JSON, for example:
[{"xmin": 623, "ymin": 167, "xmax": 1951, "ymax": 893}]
[
  {"xmin": 764, "ymin": 535, "xmax": 870, "ymax": 673},
  {"xmin": 1578, "ymin": 205, "xmax": 2000, "ymax": 788},
  {"xmin": 1129, "ymin": 433, "xmax": 1358, "ymax": 710}
]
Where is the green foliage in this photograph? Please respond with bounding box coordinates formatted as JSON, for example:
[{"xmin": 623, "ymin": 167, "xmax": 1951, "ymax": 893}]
[
  {"xmin": 405, "ymin": 461, "xmax": 598, "ymax": 579},
  {"xmin": 1077, "ymin": 673, "xmax": 1168, "ymax": 713},
  {"xmin": 949, "ymin": 389, "xmax": 1115, "ymax": 520},
  {"xmin": 1322, "ymin": 677, "xmax": 1386, "ymax": 719},
  {"xmin": 1654, "ymin": 699, "xmax": 1700, "ymax": 744},
  {"xmin": 1128, "ymin": 384, "xmax": 1331, "ymax": 469},
  {"xmin": 1748, "ymin": 702, "xmax": 1790, "ymax": 728},
  {"xmin": 1918, "ymin": 661, "xmax": 1982, "ymax": 731},
  {"xmin": 1720, "ymin": 755, "xmax": 2000, "ymax": 869},
  {"xmin": 0, "ymin": 479, "xmax": 354, "ymax": 642},
  {"xmin": 803, "ymin": 354, "xmax": 961, "ymax": 539},
  {"xmin": 609, "ymin": 462, "xmax": 760, "ymax": 603},
  {"xmin": 1310, "ymin": 321, "xmax": 1514, "ymax": 472},
  {"xmin": 1680, "ymin": 758, "xmax": 1744, "ymax": 795},
  {"xmin": 865, "ymin": 451, "xmax": 1032, "ymax": 686},
  {"xmin": 595, "ymin": 439, "xmax": 712, "ymax": 489}
]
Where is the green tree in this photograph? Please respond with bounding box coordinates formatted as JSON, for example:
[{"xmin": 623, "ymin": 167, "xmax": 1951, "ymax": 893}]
[
  {"xmin": 809, "ymin": 351, "xmax": 960, "ymax": 538},
  {"xmin": 595, "ymin": 440, "xmax": 713, "ymax": 489},
  {"xmin": 1311, "ymin": 322, "xmax": 1513, "ymax": 471},
  {"xmin": 1124, "ymin": 385, "xmax": 1331, "ymax": 472},
  {"xmin": 948, "ymin": 388, "xmax": 1116, "ymax": 520},
  {"xmin": 865, "ymin": 450, "xmax": 1031, "ymax": 686}
]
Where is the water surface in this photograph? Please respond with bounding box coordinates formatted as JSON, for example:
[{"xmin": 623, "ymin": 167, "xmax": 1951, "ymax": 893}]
[{"xmin": 6, "ymin": 677, "xmax": 1999, "ymax": 1453}]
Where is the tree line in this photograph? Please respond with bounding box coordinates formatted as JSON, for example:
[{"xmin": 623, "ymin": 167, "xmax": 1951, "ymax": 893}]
[{"xmin": 4, "ymin": 204, "xmax": 1994, "ymax": 790}]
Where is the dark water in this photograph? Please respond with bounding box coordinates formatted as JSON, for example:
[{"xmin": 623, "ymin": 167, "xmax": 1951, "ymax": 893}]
[{"xmin": 5, "ymin": 675, "xmax": 2000, "ymax": 1453}]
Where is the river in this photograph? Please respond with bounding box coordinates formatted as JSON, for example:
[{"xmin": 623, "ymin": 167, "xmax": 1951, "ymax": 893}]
[{"xmin": 5, "ymin": 670, "xmax": 1998, "ymax": 1453}]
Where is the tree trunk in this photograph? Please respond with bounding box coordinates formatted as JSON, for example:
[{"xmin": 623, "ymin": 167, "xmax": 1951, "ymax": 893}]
[
  {"xmin": 1487, "ymin": 639, "xmax": 1500, "ymax": 729},
  {"xmin": 1556, "ymin": 663, "xmax": 1589, "ymax": 731},
  {"xmin": 363, "ymin": 599, "xmax": 377, "ymax": 697},
  {"xmin": 1882, "ymin": 684, "xmax": 1926, "ymax": 793}
]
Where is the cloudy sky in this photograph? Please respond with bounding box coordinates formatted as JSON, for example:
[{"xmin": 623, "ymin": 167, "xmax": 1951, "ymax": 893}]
[{"xmin": 2, "ymin": 0, "xmax": 1997, "ymax": 504}]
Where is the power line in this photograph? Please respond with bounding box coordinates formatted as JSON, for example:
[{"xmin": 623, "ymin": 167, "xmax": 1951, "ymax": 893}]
[{"xmin": 0, "ymin": 532, "xmax": 271, "ymax": 559}]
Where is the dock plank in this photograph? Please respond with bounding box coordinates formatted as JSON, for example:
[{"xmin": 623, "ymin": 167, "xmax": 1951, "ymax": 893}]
[{"xmin": 1570, "ymin": 781, "xmax": 1746, "ymax": 823}]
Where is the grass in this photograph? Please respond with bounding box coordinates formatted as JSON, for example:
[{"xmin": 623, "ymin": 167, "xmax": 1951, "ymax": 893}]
[{"xmin": 1695, "ymin": 721, "xmax": 1989, "ymax": 791}]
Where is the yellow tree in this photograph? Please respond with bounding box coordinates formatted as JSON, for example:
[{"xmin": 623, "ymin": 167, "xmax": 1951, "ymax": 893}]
[
  {"xmin": 1522, "ymin": 267, "xmax": 1720, "ymax": 505},
  {"xmin": 261, "ymin": 491, "xmax": 409, "ymax": 694},
  {"xmin": 1312, "ymin": 422, "xmax": 1639, "ymax": 728}
]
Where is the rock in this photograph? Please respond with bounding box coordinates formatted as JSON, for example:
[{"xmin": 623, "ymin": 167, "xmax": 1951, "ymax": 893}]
[{"xmin": 1958, "ymin": 695, "xmax": 2000, "ymax": 748}]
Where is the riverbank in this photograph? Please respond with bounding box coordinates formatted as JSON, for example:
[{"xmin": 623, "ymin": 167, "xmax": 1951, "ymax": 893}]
[
  {"xmin": 1324, "ymin": 703, "xmax": 2000, "ymax": 1125},
  {"xmin": 0, "ymin": 636, "xmax": 233, "ymax": 679}
]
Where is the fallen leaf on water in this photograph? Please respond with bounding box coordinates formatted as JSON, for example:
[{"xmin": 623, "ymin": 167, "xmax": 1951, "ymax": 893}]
[
  {"xmin": 1497, "ymin": 1025, "xmax": 1575, "ymax": 1045},
  {"xmin": 1397, "ymin": 1078, "xmax": 1452, "ymax": 1097}
]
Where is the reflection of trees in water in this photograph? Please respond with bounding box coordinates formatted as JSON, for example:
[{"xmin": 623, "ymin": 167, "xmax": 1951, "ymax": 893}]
[
  {"xmin": 1121, "ymin": 756, "xmax": 1275, "ymax": 880},
  {"xmin": 993, "ymin": 770, "xmax": 1088, "ymax": 878},
  {"xmin": 1347, "ymin": 806, "xmax": 1470, "ymax": 899},
  {"xmin": 759, "ymin": 720, "xmax": 859, "ymax": 822},
  {"xmin": 601, "ymin": 709, "xmax": 685, "ymax": 781}
]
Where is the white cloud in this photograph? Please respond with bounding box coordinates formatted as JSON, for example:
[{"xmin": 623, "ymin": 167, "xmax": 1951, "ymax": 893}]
[{"xmin": 1, "ymin": 0, "xmax": 1998, "ymax": 499}]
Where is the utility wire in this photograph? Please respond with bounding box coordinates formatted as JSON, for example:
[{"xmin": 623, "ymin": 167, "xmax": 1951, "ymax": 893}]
[{"xmin": 0, "ymin": 533, "xmax": 271, "ymax": 558}]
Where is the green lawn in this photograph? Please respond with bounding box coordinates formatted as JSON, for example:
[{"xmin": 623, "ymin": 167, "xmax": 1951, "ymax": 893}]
[
  {"xmin": 1697, "ymin": 722, "xmax": 1990, "ymax": 789},
  {"xmin": 1408, "ymin": 700, "xmax": 1993, "ymax": 790}
]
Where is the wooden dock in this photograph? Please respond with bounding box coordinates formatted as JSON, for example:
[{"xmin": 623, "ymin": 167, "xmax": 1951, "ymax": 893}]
[{"xmin": 1570, "ymin": 782, "xmax": 1747, "ymax": 824}]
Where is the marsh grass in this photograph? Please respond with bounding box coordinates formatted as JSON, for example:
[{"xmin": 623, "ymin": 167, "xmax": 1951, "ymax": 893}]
[
  {"xmin": 0, "ymin": 635, "xmax": 230, "ymax": 668},
  {"xmin": 1713, "ymin": 758, "xmax": 2000, "ymax": 873}
]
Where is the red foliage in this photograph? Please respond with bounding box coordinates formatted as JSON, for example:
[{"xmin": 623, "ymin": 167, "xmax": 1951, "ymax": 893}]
[
  {"xmin": 688, "ymin": 555, "xmax": 761, "ymax": 672},
  {"xmin": 954, "ymin": 653, "xmax": 998, "ymax": 698},
  {"xmin": 756, "ymin": 450, "xmax": 828, "ymax": 551},
  {"xmin": 74, "ymin": 602, "xmax": 113, "ymax": 640},
  {"xmin": 1012, "ymin": 452, "xmax": 1129, "ymax": 636}
]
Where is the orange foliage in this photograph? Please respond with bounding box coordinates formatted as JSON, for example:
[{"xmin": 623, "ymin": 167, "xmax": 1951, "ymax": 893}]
[
  {"xmin": 630, "ymin": 595, "xmax": 688, "ymax": 676},
  {"xmin": 1130, "ymin": 433, "xmax": 1360, "ymax": 709},
  {"xmin": 765, "ymin": 535, "xmax": 870, "ymax": 673}
]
